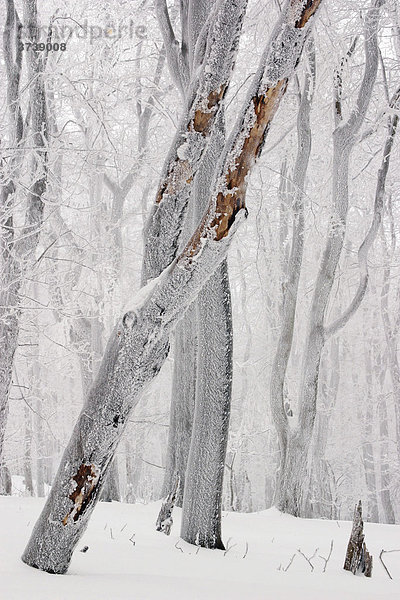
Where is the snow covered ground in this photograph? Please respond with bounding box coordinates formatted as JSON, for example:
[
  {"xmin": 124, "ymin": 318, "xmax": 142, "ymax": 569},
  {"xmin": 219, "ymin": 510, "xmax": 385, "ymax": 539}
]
[{"xmin": 1, "ymin": 497, "xmax": 399, "ymax": 600}]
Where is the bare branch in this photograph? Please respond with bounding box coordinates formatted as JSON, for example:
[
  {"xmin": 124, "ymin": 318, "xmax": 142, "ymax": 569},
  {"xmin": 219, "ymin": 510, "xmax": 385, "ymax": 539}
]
[
  {"xmin": 319, "ymin": 540, "xmax": 334, "ymax": 573},
  {"xmin": 155, "ymin": 0, "xmax": 188, "ymax": 97},
  {"xmin": 297, "ymin": 547, "xmax": 319, "ymax": 571}
]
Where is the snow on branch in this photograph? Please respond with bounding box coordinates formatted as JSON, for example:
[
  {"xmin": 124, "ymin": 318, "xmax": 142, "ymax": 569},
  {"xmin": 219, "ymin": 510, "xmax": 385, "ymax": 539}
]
[
  {"xmin": 155, "ymin": 0, "xmax": 189, "ymax": 97},
  {"xmin": 339, "ymin": 0, "xmax": 385, "ymax": 138}
]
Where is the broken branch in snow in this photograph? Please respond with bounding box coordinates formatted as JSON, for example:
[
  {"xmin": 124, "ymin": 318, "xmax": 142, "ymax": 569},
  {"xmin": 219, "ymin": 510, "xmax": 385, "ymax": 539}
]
[
  {"xmin": 297, "ymin": 547, "xmax": 319, "ymax": 571},
  {"xmin": 319, "ymin": 539, "xmax": 334, "ymax": 573},
  {"xmin": 280, "ymin": 553, "xmax": 297, "ymax": 572},
  {"xmin": 379, "ymin": 549, "xmax": 400, "ymax": 580},
  {"xmin": 242, "ymin": 541, "xmax": 249, "ymax": 559}
]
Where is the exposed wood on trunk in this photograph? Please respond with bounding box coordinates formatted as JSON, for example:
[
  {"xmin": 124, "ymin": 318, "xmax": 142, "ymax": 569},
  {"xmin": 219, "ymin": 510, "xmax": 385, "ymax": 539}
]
[
  {"xmin": 62, "ymin": 464, "xmax": 99, "ymax": 526},
  {"xmin": 142, "ymin": 0, "xmax": 249, "ymax": 284}
]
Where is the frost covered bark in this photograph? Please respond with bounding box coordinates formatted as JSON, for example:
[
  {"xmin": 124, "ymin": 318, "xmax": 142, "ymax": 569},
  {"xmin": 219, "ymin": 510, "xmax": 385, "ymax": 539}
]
[
  {"xmin": 160, "ymin": 0, "xmax": 219, "ymax": 508},
  {"xmin": 142, "ymin": 0, "xmax": 249, "ymax": 285},
  {"xmin": 21, "ymin": 179, "xmax": 246, "ymax": 574}
]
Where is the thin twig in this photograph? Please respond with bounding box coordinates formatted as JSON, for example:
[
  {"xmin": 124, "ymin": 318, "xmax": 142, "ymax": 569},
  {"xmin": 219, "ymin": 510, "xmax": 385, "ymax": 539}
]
[
  {"xmin": 242, "ymin": 541, "xmax": 249, "ymax": 559},
  {"xmin": 283, "ymin": 554, "xmax": 297, "ymax": 572},
  {"xmin": 379, "ymin": 549, "xmax": 400, "ymax": 580},
  {"xmin": 297, "ymin": 547, "xmax": 319, "ymax": 572},
  {"xmin": 319, "ymin": 540, "xmax": 334, "ymax": 573},
  {"xmin": 174, "ymin": 540, "xmax": 184, "ymax": 553}
]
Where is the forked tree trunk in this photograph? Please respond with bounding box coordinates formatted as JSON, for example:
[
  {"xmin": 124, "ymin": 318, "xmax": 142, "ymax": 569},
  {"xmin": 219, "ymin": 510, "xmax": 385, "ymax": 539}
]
[
  {"xmin": 270, "ymin": 40, "xmax": 315, "ymax": 513},
  {"xmin": 22, "ymin": 0, "xmax": 322, "ymax": 573},
  {"xmin": 157, "ymin": 1, "xmax": 232, "ymax": 515},
  {"xmin": 276, "ymin": 1, "xmax": 390, "ymax": 514},
  {"xmin": 156, "ymin": 0, "xmax": 239, "ymax": 519}
]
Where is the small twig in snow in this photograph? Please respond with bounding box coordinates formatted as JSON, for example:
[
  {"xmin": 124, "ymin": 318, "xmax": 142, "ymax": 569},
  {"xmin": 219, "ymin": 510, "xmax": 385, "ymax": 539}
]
[
  {"xmin": 379, "ymin": 549, "xmax": 400, "ymax": 580},
  {"xmin": 224, "ymin": 540, "xmax": 238, "ymax": 556},
  {"xmin": 110, "ymin": 527, "xmax": 114, "ymax": 539},
  {"xmin": 129, "ymin": 533, "xmax": 136, "ymax": 546},
  {"xmin": 297, "ymin": 547, "xmax": 319, "ymax": 572},
  {"xmin": 283, "ymin": 554, "xmax": 297, "ymax": 572},
  {"xmin": 242, "ymin": 541, "xmax": 249, "ymax": 559},
  {"xmin": 319, "ymin": 540, "xmax": 334, "ymax": 573},
  {"xmin": 120, "ymin": 522, "xmax": 127, "ymax": 532},
  {"xmin": 174, "ymin": 540, "xmax": 184, "ymax": 553}
]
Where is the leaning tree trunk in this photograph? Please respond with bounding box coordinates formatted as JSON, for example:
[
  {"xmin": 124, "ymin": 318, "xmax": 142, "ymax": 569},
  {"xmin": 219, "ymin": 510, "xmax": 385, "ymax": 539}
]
[{"xmin": 22, "ymin": 0, "xmax": 323, "ymax": 573}]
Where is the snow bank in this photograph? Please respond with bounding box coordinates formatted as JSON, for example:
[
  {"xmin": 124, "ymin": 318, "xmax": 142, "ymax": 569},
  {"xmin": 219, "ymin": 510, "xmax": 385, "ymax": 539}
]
[{"xmin": 1, "ymin": 497, "xmax": 399, "ymax": 599}]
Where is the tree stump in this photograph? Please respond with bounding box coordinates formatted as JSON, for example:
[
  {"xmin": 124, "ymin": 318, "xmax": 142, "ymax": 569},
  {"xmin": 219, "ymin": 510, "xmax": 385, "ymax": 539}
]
[
  {"xmin": 156, "ymin": 474, "xmax": 180, "ymax": 535},
  {"xmin": 344, "ymin": 500, "xmax": 372, "ymax": 577}
]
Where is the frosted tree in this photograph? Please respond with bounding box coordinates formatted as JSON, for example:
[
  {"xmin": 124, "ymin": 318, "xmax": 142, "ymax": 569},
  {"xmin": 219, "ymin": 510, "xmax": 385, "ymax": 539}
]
[
  {"xmin": 21, "ymin": 0, "xmax": 322, "ymax": 573},
  {"xmin": 271, "ymin": 0, "xmax": 399, "ymax": 516},
  {"xmin": 0, "ymin": 0, "xmax": 48, "ymax": 494}
]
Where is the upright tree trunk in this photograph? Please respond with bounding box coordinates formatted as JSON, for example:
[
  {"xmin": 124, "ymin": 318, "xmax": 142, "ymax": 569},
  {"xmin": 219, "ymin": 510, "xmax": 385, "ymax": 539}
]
[
  {"xmin": 304, "ymin": 338, "xmax": 339, "ymax": 519},
  {"xmin": 378, "ymin": 389, "xmax": 395, "ymax": 523},
  {"xmin": 270, "ymin": 41, "xmax": 315, "ymax": 513},
  {"xmin": 181, "ymin": 260, "xmax": 232, "ymax": 548},
  {"xmin": 0, "ymin": 0, "xmax": 48, "ymax": 491},
  {"xmin": 161, "ymin": 308, "xmax": 197, "ymax": 505},
  {"xmin": 23, "ymin": 403, "xmax": 34, "ymax": 495},
  {"xmin": 361, "ymin": 341, "xmax": 379, "ymax": 522}
]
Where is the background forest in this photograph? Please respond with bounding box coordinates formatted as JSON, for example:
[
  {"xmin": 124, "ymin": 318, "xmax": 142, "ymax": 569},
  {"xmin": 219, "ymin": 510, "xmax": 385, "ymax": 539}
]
[{"xmin": 1, "ymin": 0, "xmax": 399, "ymax": 551}]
